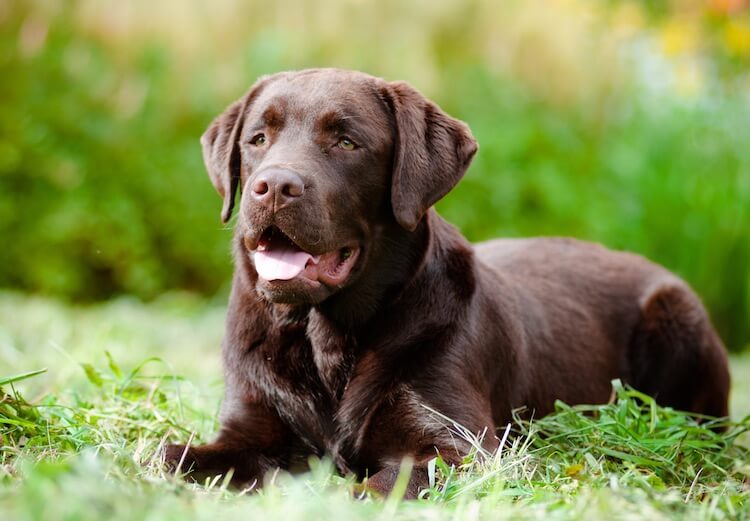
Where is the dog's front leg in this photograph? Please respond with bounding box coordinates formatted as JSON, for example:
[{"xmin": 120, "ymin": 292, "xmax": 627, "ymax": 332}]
[{"xmin": 164, "ymin": 400, "xmax": 292, "ymax": 488}]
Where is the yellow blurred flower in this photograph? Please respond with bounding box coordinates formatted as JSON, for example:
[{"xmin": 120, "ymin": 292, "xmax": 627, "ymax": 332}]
[
  {"xmin": 659, "ymin": 19, "xmax": 701, "ymax": 56},
  {"xmin": 723, "ymin": 19, "xmax": 750, "ymax": 57}
]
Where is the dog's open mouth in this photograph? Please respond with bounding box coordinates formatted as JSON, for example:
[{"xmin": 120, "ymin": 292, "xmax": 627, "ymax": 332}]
[{"xmin": 253, "ymin": 226, "xmax": 360, "ymax": 286}]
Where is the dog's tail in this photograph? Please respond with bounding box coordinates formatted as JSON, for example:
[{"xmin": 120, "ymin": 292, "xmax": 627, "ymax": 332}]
[{"xmin": 627, "ymin": 280, "xmax": 730, "ymax": 418}]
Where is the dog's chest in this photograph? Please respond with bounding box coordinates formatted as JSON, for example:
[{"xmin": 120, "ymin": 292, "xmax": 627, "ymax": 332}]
[
  {"xmin": 308, "ymin": 318, "xmax": 356, "ymax": 400},
  {"xmin": 249, "ymin": 322, "xmax": 355, "ymax": 454}
]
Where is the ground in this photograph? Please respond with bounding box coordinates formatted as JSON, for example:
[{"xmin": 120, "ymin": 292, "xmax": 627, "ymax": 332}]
[{"xmin": 1, "ymin": 292, "xmax": 748, "ymax": 520}]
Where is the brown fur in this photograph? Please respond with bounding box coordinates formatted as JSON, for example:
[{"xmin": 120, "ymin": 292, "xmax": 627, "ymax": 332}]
[{"xmin": 164, "ymin": 69, "xmax": 730, "ymax": 498}]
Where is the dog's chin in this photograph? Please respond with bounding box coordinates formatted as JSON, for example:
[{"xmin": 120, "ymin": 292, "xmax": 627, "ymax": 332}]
[{"xmin": 256, "ymin": 277, "xmax": 332, "ymax": 305}]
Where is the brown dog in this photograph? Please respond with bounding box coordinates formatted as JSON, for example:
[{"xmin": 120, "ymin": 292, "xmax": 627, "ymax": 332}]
[{"xmin": 164, "ymin": 68, "xmax": 730, "ymax": 497}]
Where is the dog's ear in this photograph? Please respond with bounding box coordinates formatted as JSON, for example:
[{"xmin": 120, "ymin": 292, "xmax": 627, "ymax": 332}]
[
  {"xmin": 383, "ymin": 81, "xmax": 478, "ymax": 231},
  {"xmin": 201, "ymin": 78, "xmax": 268, "ymax": 223}
]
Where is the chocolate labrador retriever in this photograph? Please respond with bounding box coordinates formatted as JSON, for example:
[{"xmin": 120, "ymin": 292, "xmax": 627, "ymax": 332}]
[{"xmin": 164, "ymin": 68, "xmax": 730, "ymax": 497}]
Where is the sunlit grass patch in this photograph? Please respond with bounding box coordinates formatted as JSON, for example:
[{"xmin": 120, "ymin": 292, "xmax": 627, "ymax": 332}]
[
  {"xmin": 1, "ymin": 296, "xmax": 748, "ymax": 519},
  {"xmin": 0, "ymin": 361, "xmax": 202, "ymax": 476},
  {"xmin": 2, "ymin": 350, "xmax": 748, "ymax": 520},
  {"xmin": 408, "ymin": 384, "xmax": 749, "ymax": 515}
]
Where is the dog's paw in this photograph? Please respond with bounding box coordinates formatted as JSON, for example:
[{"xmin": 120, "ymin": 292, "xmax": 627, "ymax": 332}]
[
  {"xmin": 162, "ymin": 443, "xmax": 195, "ymax": 475},
  {"xmin": 364, "ymin": 465, "xmax": 429, "ymax": 500}
]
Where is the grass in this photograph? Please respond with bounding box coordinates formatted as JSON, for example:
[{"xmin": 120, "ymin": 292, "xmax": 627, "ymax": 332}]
[{"xmin": 1, "ymin": 292, "xmax": 749, "ymax": 520}]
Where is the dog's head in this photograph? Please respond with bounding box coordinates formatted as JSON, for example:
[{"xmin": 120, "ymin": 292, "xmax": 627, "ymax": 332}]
[{"xmin": 201, "ymin": 69, "xmax": 477, "ymax": 304}]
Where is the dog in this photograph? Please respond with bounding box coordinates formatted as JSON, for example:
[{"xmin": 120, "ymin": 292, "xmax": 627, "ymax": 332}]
[{"xmin": 164, "ymin": 68, "xmax": 730, "ymax": 498}]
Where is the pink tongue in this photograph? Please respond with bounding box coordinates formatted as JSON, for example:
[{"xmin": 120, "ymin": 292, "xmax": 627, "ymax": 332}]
[{"xmin": 254, "ymin": 248, "xmax": 315, "ymax": 281}]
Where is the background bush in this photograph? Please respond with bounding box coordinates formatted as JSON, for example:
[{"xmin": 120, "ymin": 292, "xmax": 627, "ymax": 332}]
[{"xmin": 0, "ymin": 0, "xmax": 748, "ymax": 351}]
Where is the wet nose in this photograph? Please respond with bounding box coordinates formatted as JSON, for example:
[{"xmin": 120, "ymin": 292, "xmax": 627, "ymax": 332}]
[{"xmin": 250, "ymin": 168, "xmax": 305, "ymax": 209}]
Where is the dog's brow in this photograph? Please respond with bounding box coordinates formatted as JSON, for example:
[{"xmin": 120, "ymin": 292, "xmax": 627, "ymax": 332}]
[
  {"xmin": 317, "ymin": 111, "xmax": 360, "ymax": 133},
  {"xmin": 261, "ymin": 106, "xmax": 285, "ymax": 130}
]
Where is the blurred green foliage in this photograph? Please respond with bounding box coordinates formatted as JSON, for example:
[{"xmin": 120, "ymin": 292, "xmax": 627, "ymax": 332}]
[
  {"xmin": 0, "ymin": 2, "xmax": 228, "ymax": 300},
  {"xmin": 0, "ymin": 0, "xmax": 748, "ymax": 351}
]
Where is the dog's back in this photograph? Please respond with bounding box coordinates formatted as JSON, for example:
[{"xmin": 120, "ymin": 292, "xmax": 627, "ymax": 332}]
[{"xmin": 474, "ymin": 236, "xmax": 730, "ymax": 418}]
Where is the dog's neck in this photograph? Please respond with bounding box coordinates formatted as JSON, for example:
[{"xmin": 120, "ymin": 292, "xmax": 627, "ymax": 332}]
[
  {"xmin": 305, "ymin": 210, "xmax": 452, "ymax": 402},
  {"xmin": 294, "ymin": 209, "xmax": 475, "ymax": 334},
  {"xmin": 305, "ymin": 210, "xmax": 478, "ymax": 413}
]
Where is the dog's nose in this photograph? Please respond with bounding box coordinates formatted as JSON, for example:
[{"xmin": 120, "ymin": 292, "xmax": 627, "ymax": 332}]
[{"xmin": 250, "ymin": 168, "xmax": 305, "ymax": 209}]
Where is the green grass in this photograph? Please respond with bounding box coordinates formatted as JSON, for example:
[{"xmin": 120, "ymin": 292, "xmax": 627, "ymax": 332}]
[{"xmin": 1, "ymin": 292, "xmax": 749, "ymax": 520}]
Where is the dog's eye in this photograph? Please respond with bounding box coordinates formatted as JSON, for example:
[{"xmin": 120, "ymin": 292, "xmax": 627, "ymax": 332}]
[
  {"xmin": 249, "ymin": 133, "xmax": 267, "ymax": 147},
  {"xmin": 337, "ymin": 137, "xmax": 356, "ymax": 151}
]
